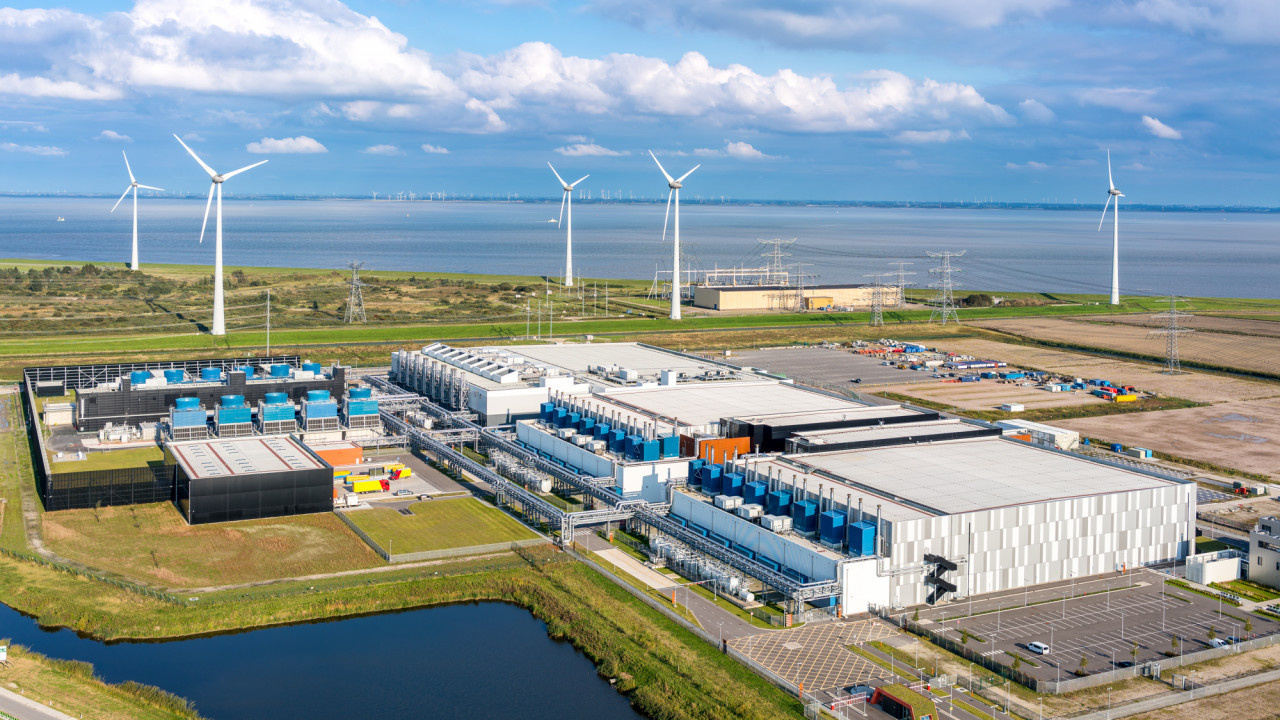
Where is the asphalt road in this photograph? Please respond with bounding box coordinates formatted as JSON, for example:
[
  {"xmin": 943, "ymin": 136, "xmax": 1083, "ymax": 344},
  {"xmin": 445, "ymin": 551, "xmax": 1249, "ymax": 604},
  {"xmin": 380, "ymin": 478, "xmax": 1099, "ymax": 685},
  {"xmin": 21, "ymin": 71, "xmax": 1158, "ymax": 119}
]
[{"xmin": 0, "ymin": 688, "xmax": 76, "ymax": 720}]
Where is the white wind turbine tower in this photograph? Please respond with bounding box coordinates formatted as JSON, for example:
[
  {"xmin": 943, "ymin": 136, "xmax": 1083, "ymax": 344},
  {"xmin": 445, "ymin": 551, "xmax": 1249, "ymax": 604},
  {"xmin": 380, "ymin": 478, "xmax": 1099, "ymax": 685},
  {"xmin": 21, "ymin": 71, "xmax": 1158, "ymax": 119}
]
[
  {"xmin": 548, "ymin": 162, "xmax": 589, "ymax": 288},
  {"xmin": 109, "ymin": 151, "xmax": 164, "ymax": 271},
  {"xmin": 173, "ymin": 134, "xmax": 268, "ymax": 336},
  {"xmin": 1098, "ymin": 150, "xmax": 1124, "ymax": 305},
  {"xmin": 648, "ymin": 150, "xmax": 700, "ymax": 320}
]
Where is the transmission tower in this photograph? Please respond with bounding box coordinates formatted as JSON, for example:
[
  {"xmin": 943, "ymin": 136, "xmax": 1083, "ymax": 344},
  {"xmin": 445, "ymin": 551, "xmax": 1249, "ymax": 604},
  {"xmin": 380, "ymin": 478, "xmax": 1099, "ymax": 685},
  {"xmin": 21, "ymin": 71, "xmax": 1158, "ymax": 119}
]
[
  {"xmin": 1149, "ymin": 296, "xmax": 1194, "ymax": 374},
  {"xmin": 889, "ymin": 262, "xmax": 916, "ymax": 309},
  {"xmin": 927, "ymin": 251, "xmax": 965, "ymax": 324},
  {"xmin": 864, "ymin": 272, "xmax": 886, "ymax": 326},
  {"xmin": 344, "ymin": 261, "xmax": 367, "ymax": 323},
  {"xmin": 758, "ymin": 239, "xmax": 796, "ymax": 285}
]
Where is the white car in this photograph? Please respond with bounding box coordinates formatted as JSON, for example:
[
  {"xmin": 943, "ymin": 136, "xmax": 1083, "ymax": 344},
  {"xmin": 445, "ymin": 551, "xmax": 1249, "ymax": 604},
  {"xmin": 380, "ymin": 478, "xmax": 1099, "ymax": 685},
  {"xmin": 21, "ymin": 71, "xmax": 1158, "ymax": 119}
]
[{"xmin": 1028, "ymin": 641, "xmax": 1050, "ymax": 655}]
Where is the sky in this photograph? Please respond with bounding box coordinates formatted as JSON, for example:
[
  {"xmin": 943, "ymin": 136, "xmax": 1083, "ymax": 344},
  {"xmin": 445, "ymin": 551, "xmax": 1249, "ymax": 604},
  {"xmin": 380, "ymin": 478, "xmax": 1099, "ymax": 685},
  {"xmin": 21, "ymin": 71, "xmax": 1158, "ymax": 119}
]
[{"xmin": 0, "ymin": 0, "xmax": 1278, "ymax": 204}]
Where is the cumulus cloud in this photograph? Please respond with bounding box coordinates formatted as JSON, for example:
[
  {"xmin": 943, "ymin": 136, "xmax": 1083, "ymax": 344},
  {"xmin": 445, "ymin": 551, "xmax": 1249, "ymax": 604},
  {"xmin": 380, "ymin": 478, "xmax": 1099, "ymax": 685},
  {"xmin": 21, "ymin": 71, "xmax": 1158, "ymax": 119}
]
[
  {"xmin": 693, "ymin": 140, "xmax": 775, "ymax": 159},
  {"xmin": 363, "ymin": 144, "xmax": 402, "ymax": 155},
  {"xmin": 1005, "ymin": 160, "xmax": 1049, "ymax": 169},
  {"xmin": 246, "ymin": 136, "xmax": 326, "ymax": 154},
  {"xmin": 555, "ymin": 143, "xmax": 628, "ymax": 157},
  {"xmin": 96, "ymin": 129, "xmax": 131, "ymax": 142},
  {"xmin": 420, "ymin": 144, "xmax": 450, "ymax": 154},
  {"xmin": 0, "ymin": 2, "xmax": 1012, "ymax": 139},
  {"xmin": 894, "ymin": 129, "xmax": 970, "ymax": 143},
  {"xmin": 0, "ymin": 120, "xmax": 49, "ymax": 132},
  {"xmin": 1141, "ymin": 114, "xmax": 1182, "ymax": 139},
  {"xmin": 182, "ymin": 132, "xmax": 205, "ymax": 142},
  {"xmin": 1, "ymin": 141, "xmax": 67, "ymax": 156},
  {"xmin": 456, "ymin": 43, "xmax": 1011, "ymax": 133},
  {"xmin": 1121, "ymin": 161, "xmax": 1152, "ymax": 171},
  {"xmin": 1018, "ymin": 99, "xmax": 1055, "ymax": 123}
]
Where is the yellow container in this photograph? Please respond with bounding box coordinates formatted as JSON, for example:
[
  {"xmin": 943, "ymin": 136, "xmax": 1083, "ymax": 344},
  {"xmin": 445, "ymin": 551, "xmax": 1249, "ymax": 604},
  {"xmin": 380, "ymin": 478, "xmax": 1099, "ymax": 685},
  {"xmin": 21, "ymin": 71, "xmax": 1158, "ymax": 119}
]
[
  {"xmin": 1113, "ymin": 394, "xmax": 1137, "ymax": 402},
  {"xmin": 352, "ymin": 479, "xmax": 382, "ymax": 493},
  {"xmin": 397, "ymin": 468, "xmax": 412, "ymax": 478}
]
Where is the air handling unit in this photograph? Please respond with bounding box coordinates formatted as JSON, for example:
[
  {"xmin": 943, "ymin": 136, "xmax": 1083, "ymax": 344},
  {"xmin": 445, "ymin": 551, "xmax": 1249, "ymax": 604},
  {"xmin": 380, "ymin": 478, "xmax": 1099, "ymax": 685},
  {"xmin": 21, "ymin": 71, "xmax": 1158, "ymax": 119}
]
[
  {"xmin": 258, "ymin": 392, "xmax": 296, "ymax": 435},
  {"xmin": 301, "ymin": 390, "xmax": 339, "ymax": 431},
  {"xmin": 215, "ymin": 395, "xmax": 252, "ymax": 438},
  {"xmin": 344, "ymin": 387, "xmax": 380, "ymax": 429},
  {"xmin": 169, "ymin": 397, "xmax": 208, "ymax": 441}
]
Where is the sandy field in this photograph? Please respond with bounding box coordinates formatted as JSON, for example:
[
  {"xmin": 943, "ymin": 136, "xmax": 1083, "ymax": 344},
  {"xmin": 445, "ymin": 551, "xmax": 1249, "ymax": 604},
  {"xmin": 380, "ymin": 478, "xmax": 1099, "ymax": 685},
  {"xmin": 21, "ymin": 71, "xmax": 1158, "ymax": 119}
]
[
  {"xmin": 874, "ymin": 379, "xmax": 1108, "ymax": 411},
  {"xmin": 1057, "ymin": 397, "xmax": 1280, "ymax": 480},
  {"xmin": 1104, "ymin": 314, "xmax": 1280, "ymax": 339},
  {"xmin": 974, "ymin": 317, "xmax": 1280, "ymax": 380},
  {"xmin": 907, "ymin": 336, "xmax": 1279, "ymax": 404}
]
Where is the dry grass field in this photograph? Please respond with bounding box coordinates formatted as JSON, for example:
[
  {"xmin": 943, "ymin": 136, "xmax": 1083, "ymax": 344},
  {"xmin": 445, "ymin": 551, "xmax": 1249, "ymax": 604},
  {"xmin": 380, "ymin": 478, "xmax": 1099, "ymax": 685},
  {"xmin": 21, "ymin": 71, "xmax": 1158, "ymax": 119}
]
[
  {"xmin": 43, "ymin": 503, "xmax": 383, "ymax": 589},
  {"xmin": 912, "ymin": 336, "xmax": 1278, "ymax": 404},
  {"xmin": 975, "ymin": 316, "xmax": 1280, "ymax": 379},
  {"xmin": 1104, "ymin": 313, "xmax": 1280, "ymax": 338},
  {"xmin": 1057, "ymin": 397, "xmax": 1280, "ymax": 480},
  {"xmin": 344, "ymin": 497, "xmax": 539, "ymax": 554}
]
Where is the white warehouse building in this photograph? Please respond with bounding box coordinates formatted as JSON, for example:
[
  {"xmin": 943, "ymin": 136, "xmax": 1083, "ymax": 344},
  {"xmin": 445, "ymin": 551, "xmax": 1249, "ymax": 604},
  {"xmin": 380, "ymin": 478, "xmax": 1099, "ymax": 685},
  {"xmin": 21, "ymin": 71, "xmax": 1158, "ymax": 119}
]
[{"xmin": 731, "ymin": 437, "xmax": 1195, "ymax": 610}]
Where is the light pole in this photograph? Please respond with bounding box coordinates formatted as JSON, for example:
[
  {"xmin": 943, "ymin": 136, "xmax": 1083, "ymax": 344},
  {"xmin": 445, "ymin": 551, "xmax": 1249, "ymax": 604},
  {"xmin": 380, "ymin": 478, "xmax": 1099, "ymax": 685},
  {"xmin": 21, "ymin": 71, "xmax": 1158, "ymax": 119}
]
[
  {"xmin": 1107, "ymin": 686, "xmax": 1112, "ymax": 720},
  {"xmin": 718, "ymin": 620, "xmax": 724, "ymax": 649},
  {"xmin": 969, "ymin": 662, "xmax": 975, "ymax": 695}
]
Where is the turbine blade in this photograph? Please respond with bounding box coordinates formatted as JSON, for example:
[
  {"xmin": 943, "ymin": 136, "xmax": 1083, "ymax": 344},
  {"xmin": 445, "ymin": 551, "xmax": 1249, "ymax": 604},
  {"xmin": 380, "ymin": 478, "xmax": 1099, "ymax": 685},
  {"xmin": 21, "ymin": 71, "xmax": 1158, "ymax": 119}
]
[
  {"xmin": 122, "ymin": 150, "xmax": 135, "ymax": 183},
  {"xmin": 676, "ymin": 164, "xmax": 701, "ymax": 183},
  {"xmin": 199, "ymin": 182, "xmax": 215, "ymax": 244},
  {"xmin": 221, "ymin": 159, "xmax": 268, "ymax": 180},
  {"xmin": 136, "ymin": 184, "xmax": 165, "ymax": 191},
  {"xmin": 547, "ymin": 162, "xmax": 568, "ymax": 188},
  {"xmin": 1097, "ymin": 195, "xmax": 1112, "ymax": 232},
  {"xmin": 174, "ymin": 134, "xmax": 217, "ymax": 178},
  {"xmin": 570, "ymin": 174, "xmax": 589, "ymax": 188},
  {"xmin": 649, "ymin": 150, "xmax": 675, "ymax": 185},
  {"xmin": 1107, "ymin": 149, "xmax": 1115, "ymax": 192},
  {"xmin": 110, "ymin": 185, "xmax": 131, "ymax": 213},
  {"xmin": 662, "ymin": 189, "xmax": 672, "ymax": 245},
  {"xmin": 558, "ymin": 191, "xmax": 567, "ymax": 228}
]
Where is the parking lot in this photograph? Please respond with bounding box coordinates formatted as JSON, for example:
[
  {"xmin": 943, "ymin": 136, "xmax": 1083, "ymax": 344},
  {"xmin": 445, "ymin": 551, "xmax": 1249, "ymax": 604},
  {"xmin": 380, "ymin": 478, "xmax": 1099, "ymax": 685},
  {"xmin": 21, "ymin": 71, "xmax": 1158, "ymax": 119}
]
[
  {"xmin": 922, "ymin": 570, "xmax": 1280, "ymax": 681},
  {"xmin": 732, "ymin": 347, "xmax": 932, "ymax": 388}
]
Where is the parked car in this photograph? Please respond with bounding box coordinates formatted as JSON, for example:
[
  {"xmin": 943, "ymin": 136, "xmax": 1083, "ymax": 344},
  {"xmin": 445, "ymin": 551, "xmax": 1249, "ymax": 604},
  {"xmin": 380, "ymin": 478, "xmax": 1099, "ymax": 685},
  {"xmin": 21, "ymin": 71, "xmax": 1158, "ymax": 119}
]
[
  {"xmin": 1028, "ymin": 641, "xmax": 1050, "ymax": 655},
  {"xmin": 1209, "ymin": 638, "xmax": 1229, "ymax": 648},
  {"xmin": 393, "ymin": 489, "xmax": 412, "ymax": 497},
  {"xmin": 1226, "ymin": 636, "xmax": 1242, "ymax": 645}
]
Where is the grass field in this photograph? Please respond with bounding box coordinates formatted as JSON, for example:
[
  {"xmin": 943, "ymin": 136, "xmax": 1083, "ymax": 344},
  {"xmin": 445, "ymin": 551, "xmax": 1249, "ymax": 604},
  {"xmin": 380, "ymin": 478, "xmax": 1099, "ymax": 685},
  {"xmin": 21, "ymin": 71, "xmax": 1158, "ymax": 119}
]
[
  {"xmin": 0, "ymin": 642, "xmax": 202, "ymax": 720},
  {"xmin": 344, "ymin": 497, "xmax": 539, "ymax": 554},
  {"xmin": 50, "ymin": 443, "xmax": 165, "ymax": 471},
  {"xmin": 0, "ymin": 391, "xmax": 34, "ymax": 552},
  {"xmin": 42, "ymin": 503, "xmax": 382, "ymax": 589}
]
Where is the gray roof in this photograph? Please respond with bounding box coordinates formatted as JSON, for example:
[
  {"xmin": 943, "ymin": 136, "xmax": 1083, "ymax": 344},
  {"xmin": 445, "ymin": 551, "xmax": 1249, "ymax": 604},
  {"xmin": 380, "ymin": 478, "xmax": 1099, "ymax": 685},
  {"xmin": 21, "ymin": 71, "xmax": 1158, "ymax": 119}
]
[{"xmin": 169, "ymin": 436, "xmax": 324, "ymax": 479}]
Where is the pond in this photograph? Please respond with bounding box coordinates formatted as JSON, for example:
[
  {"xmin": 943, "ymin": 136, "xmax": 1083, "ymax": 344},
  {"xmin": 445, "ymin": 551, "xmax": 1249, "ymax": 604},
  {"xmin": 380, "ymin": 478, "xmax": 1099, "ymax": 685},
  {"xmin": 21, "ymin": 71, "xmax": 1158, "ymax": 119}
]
[{"xmin": 0, "ymin": 600, "xmax": 642, "ymax": 719}]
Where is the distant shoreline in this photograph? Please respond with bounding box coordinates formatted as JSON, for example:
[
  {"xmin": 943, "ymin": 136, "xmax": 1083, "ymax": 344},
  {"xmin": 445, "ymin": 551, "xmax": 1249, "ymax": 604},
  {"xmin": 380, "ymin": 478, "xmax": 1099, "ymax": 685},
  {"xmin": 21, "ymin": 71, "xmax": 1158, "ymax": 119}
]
[{"xmin": 1, "ymin": 194, "xmax": 1276, "ymax": 213}]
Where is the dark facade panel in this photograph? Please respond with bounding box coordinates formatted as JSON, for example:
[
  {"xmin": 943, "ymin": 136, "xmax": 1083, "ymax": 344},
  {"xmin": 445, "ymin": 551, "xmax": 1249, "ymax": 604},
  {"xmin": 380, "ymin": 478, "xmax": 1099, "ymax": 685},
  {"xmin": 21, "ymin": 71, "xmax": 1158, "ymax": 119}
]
[
  {"xmin": 723, "ymin": 411, "xmax": 943, "ymax": 452},
  {"xmin": 42, "ymin": 465, "xmax": 176, "ymax": 511},
  {"xmin": 788, "ymin": 427, "xmax": 1002, "ymax": 454},
  {"xmin": 175, "ymin": 463, "xmax": 333, "ymax": 525}
]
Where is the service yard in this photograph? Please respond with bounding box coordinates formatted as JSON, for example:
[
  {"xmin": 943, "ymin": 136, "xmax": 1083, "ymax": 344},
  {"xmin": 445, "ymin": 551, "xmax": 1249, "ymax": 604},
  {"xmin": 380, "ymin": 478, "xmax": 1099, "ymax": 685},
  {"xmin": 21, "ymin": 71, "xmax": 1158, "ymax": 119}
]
[
  {"xmin": 913, "ymin": 336, "xmax": 1277, "ymax": 405},
  {"xmin": 872, "ymin": 379, "xmax": 1109, "ymax": 412},
  {"xmin": 732, "ymin": 346, "xmax": 928, "ymax": 388},
  {"xmin": 1057, "ymin": 397, "xmax": 1280, "ymax": 481}
]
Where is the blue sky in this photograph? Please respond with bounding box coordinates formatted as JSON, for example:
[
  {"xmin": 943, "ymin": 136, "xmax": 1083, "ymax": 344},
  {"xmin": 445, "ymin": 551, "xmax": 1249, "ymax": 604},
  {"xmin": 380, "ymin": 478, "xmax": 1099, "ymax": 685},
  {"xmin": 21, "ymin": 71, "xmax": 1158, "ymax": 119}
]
[{"xmin": 1, "ymin": 0, "xmax": 1277, "ymax": 204}]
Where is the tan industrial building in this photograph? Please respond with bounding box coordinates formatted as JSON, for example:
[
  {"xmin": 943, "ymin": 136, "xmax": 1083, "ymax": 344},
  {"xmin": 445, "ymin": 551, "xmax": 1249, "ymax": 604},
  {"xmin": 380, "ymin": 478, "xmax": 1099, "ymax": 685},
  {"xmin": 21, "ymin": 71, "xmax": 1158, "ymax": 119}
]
[{"xmin": 693, "ymin": 284, "xmax": 888, "ymax": 311}]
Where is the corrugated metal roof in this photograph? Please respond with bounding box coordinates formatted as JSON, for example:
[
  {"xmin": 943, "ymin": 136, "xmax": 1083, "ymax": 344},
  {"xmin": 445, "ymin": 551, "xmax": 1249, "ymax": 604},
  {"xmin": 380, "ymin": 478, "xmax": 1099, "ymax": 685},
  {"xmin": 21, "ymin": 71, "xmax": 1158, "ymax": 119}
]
[{"xmin": 169, "ymin": 436, "xmax": 323, "ymax": 479}]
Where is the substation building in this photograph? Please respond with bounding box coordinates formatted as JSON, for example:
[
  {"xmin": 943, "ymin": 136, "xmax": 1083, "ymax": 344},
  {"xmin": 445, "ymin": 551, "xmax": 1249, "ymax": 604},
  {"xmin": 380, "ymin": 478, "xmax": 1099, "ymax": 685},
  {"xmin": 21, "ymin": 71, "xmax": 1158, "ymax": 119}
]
[
  {"xmin": 692, "ymin": 284, "xmax": 890, "ymax": 312},
  {"xmin": 391, "ymin": 341, "xmax": 1196, "ymax": 614}
]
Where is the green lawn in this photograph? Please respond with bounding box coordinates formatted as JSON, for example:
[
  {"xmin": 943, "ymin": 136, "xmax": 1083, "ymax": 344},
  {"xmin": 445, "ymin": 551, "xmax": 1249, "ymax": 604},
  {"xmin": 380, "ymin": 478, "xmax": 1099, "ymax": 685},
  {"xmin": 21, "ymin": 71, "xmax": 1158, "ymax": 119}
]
[
  {"xmin": 50, "ymin": 444, "xmax": 164, "ymax": 472},
  {"xmin": 345, "ymin": 497, "xmax": 539, "ymax": 553},
  {"xmin": 1196, "ymin": 536, "xmax": 1231, "ymax": 553}
]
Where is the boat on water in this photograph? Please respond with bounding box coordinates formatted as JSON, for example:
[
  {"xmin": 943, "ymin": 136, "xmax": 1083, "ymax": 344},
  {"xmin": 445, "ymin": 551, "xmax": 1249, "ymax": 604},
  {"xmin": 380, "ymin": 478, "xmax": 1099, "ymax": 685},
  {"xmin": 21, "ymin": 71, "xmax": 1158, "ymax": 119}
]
[{"xmin": 56, "ymin": 216, "xmax": 65, "ymax": 222}]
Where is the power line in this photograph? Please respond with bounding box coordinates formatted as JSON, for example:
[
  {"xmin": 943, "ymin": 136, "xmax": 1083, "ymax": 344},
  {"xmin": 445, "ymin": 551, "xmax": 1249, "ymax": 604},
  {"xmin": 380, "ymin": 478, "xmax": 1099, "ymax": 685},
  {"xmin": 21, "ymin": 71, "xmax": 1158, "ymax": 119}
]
[
  {"xmin": 927, "ymin": 250, "xmax": 965, "ymax": 325},
  {"xmin": 345, "ymin": 261, "xmax": 367, "ymax": 324},
  {"xmin": 864, "ymin": 272, "xmax": 886, "ymax": 327},
  {"xmin": 1149, "ymin": 295, "xmax": 1194, "ymax": 374}
]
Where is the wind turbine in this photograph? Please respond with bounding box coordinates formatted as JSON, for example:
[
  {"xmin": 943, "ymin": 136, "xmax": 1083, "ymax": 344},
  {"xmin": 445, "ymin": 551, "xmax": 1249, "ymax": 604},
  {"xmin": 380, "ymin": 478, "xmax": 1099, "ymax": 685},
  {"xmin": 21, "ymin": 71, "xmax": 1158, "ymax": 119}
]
[
  {"xmin": 548, "ymin": 162, "xmax": 589, "ymax": 288},
  {"xmin": 648, "ymin": 150, "xmax": 699, "ymax": 320},
  {"xmin": 173, "ymin": 134, "xmax": 268, "ymax": 336},
  {"xmin": 109, "ymin": 151, "xmax": 164, "ymax": 271},
  {"xmin": 1098, "ymin": 150, "xmax": 1124, "ymax": 305}
]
